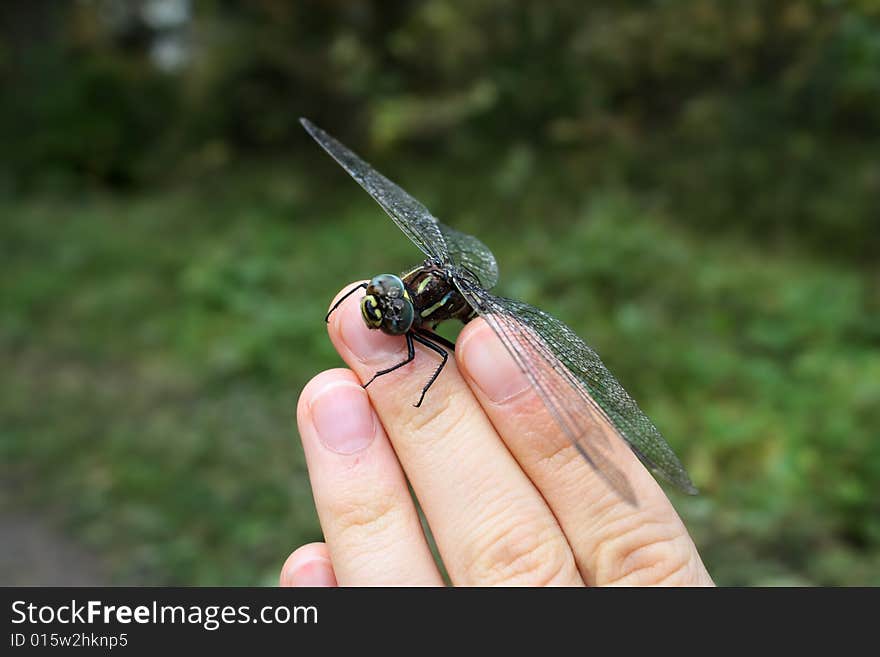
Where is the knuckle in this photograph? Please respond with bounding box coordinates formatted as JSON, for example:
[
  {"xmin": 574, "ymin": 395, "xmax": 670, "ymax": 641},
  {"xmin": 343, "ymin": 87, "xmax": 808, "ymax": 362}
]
[
  {"xmin": 592, "ymin": 516, "xmax": 695, "ymax": 586},
  {"xmin": 495, "ymin": 392, "xmax": 585, "ymax": 475},
  {"xmin": 463, "ymin": 515, "xmax": 575, "ymax": 586},
  {"xmin": 531, "ymin": 428, "xmax": 583, "ymax": 473},
  {"xmin": 326, "ymin": 487, "xmax": 403, "ymax": 539},
  {"xmin": 402, "ymin": 385, "xmax": 470, "ymax": 436}
]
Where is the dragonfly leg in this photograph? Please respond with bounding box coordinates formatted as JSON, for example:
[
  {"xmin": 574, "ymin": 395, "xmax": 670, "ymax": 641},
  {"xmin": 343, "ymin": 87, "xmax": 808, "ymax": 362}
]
[
  {"xmin": 325, "ymin": 282, "xmax": 367, "ymax": 323},
  {"xmin": 411, "ymin": 332, "xmax": 449, "ymax": 408},
  {"xmin": 363, "ymin": 332, "xmax": 415, "ymax": 389},
  {"xmin": 415, "ymin": 328, "xmax": 455, "ymax": 352}
]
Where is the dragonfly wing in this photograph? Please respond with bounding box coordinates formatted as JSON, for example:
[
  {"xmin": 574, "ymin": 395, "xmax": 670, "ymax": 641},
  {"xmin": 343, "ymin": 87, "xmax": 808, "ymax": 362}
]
[
  {"xmin": 301, "ymin": 118, "xmax": 448, "ymax": 261},
  {"xmin": 456, "ymin": 278, "xmax": 697, "ymax": 501},
  {"xmin": 438, "ymin": 224, "xmax": 499, "ymax": 289},
  {"xmin": 301, "ymin": 119, "xmax": 499, "ymax": 288}
]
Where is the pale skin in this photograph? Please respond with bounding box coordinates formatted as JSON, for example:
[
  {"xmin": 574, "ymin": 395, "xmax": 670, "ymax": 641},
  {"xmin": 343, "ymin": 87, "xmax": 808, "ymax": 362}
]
[{"xmin": 281, "ymin": 282, "xmax": 714, "ymax": 586}]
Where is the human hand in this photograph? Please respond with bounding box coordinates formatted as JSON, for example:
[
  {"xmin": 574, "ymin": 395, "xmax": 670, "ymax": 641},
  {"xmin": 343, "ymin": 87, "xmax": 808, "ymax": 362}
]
[{"xmin": 281, "ymin": 282, "xmax": 713, "ymax": 586}]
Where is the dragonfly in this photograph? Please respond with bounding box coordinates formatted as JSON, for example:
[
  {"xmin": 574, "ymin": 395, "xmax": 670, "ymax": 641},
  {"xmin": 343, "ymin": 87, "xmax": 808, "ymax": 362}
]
[{"xmin": 301, "ymin": 117, "xmax": 697, "ymax": 504}]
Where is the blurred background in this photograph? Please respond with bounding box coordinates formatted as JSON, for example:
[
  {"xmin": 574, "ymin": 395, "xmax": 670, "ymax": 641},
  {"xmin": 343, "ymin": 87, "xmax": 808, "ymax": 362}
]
[{"xmin": 1, "ymin": 0, "xmax": 878, "ymax": 586}]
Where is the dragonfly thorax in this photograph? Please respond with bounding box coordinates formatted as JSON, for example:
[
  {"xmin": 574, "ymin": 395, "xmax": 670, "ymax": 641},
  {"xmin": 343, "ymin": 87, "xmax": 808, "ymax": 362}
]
[
  {"xmin": 402, "ymin": 262, "xmax": 476, "ymax": 328},
  {"xmin": 361, "ymin": 274, "xmax": 415, "ymax": 335}
]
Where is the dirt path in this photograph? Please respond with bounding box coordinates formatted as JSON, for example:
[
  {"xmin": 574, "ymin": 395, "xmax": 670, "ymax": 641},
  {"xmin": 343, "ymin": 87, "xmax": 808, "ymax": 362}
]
[{"xmin": 0, "ymin": 505, "xmax": 108, "ymax": 586}]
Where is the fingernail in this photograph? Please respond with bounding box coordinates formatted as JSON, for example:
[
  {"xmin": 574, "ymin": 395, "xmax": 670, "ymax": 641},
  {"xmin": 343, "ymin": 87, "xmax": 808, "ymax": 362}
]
[
  {"xmin": 310, "ymin": 382, "xmax": 376, "ymax": 454},
  {"xmin": 287, "ymin": 559, "xmax": 337, "ymax": 587},
  {"xmin": 337, "ymin": 298, "xmax": 404, "ymax": 362},
  {"xmin": 460, "ymin": 325, "xmax": 531, "ymax": 402}
]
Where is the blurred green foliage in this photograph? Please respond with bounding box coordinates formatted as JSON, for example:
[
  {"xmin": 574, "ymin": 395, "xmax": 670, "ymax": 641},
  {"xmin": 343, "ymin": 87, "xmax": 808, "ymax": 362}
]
[
  {"xmin": 3, "ymin": 1, "xmax": 879, "ymax": 258},
  {"xmin": 1, "ymin": 1, "xmax": 878, "ymax": 585}
]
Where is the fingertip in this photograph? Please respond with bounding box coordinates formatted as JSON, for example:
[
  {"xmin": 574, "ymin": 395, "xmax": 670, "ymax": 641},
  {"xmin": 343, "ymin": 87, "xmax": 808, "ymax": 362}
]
[
  {"xmin": 327, "ymin": 280, "xmax": 369, "ymax": 317},
  {"xmin": 297, "ymin": 368, "xmax": 380, "ymax": 456},
  {"xmin": 457, "ymin": 319, "xmax": 531, "ymax": 404},
  {"xmin": 280, "ymin": 543, "xmax": 337, "ymax": 587},
  {"xmin": 297, "ymin": 368, "xmax": 362, "ymax": 427},
  {"xmin": 325, "ymin": 280, "xmax": 366, "ymax": 342},
  {"xmin": 328, "ymin": 282, "xmax": 406, "ymax": 364}
]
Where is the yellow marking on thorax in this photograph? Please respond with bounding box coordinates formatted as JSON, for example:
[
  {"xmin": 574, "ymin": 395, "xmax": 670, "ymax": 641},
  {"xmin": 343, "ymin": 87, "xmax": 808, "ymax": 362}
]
[
  {"xmin": 416, "ymin": 275, "xmax": 433, "ymax": 295},
  {"xmin": 420, "ymin": 291, "xmax": 452, "ymax": 318}
]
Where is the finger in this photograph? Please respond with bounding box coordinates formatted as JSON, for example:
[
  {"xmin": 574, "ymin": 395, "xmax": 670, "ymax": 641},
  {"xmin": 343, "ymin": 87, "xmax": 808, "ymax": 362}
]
[
  {"xmin": 297, "ymin": 368, "xmax": 444, "ymax": 586},
  {"xmin": 280, "ymin": 542, "xmax": 337, "ymax": 587},
  {"xmin": 326, "ymin": 284, "xmax": 583, "ymax": 586},
  {"xmin": 457, "ymin": 319, "xmax": 714, "ymax": 586}
]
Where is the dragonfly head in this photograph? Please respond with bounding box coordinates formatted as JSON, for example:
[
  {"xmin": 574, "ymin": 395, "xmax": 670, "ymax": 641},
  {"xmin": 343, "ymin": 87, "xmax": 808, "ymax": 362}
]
[{"xmin": 361, "ymin": 274, "xmax": 414, "ymax": 336}]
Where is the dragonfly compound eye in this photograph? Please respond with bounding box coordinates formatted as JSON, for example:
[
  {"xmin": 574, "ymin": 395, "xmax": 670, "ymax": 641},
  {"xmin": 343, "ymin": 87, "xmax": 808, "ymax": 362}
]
[
  {"xmin": 382, "ymin": 297, "xmax": 414, "ymax": 335},
  {"xmin": 360, "ymin": 294, "xmax": 383, "ymax": 329},
  {"xmin": 367, "ymin": 273, "xmax": 406, "ymax": 299}
]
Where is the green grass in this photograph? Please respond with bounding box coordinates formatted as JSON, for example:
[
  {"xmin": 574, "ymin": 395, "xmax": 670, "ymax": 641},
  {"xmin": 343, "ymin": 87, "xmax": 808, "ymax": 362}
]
[{"xmin": 1, "ymin": 162, "xmax": 878, "ymax": 585}]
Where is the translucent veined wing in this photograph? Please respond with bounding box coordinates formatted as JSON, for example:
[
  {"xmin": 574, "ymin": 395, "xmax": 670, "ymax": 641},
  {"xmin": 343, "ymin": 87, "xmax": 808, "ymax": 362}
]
[
  {"xmin": 438, "ymin": 224, "xmax": 498, "ymax": 289},
  {"xmin": 300, "ymin": 118, "xmax": 447, "ymax": 261},
  {"xmin": 301, "ymin": 118, "xmax": 498, "ymax": 289},
  {"xmin": 455, "ymin": 276, "xmax": 698, "ymax": 502}
]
